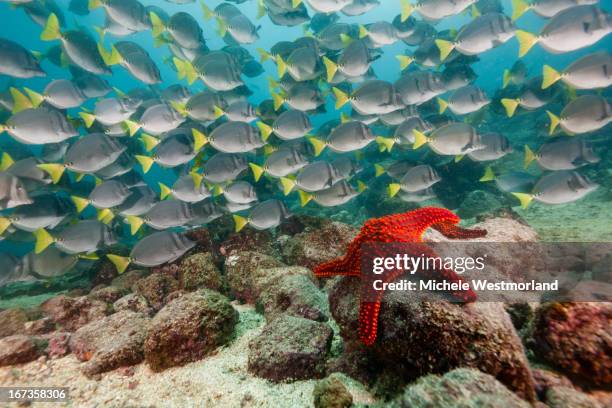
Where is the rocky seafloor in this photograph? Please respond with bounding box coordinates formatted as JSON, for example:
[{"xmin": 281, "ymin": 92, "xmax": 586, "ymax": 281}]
[{"xmin": 0, "ymin": 212, "xmax": 610, "ymax": 408}]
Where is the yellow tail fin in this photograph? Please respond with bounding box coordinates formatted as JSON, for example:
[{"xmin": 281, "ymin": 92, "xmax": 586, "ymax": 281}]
[
  {"xmin": 40, "ymin": 13, "xmax": 61, "ymax": 41},
  {"xmin": 479, "ymin": 166, "xmax": 496, "ymax": 182},
  {"xmin": 374, "ymin": 163, "xmax": 385, "ymax": 177},
  {"xmin": 97, "ymin": 208, "xmax": 114, "ymax": 224},
  {"xmin": 24, "ymin": 88, "xmax": 44, "ymax": 108},
  {"xmin": 192, "ymin": 129, "xmax": 208, "ymax": 151},
  {"xmin": 149, "ymin": 12, "xmax": 166, "ymax": 38},
  {"xmin": 388, "ymin": 183, "xmax": 401, "ymax": 198},
  {"xmin": 141, "ymin": 134, "xmax": 159, "ymax": 152},
  {"xmin": 125, "ymin": 215, "xmax": 144, "ymax": 235},
  {"xmin": 123, "ymin": 119, "xmax": 141, "ymax": 136},
  {"xmin": 280, "ymin": 177, "xmax": 296, "ymax": 196},
  {"xmin": 298, "ymin": 190, "xmax": 313, "ymax": 207},
  {"xmin": 501, "ymin": 98, "xmax": 520, "ymax": 118},
  {"xmin": 435, "ymin": 39, "xmax": 455, "ymax": 61},
  {"xmin": 400, "ymin": 0, "xmax": 414, "ymax": 22},
  {"xmin": 106, "ymin": 254, "xmax": 131, "ymax": 274},
  {"xmin": 546, "ymin": 111, "xmax": 560, "ymax": 135},
  {"xmin": 0, "ymin": 217, "xmax": 12, "ymax": 235},
  {"xmin": 375, "ymin": 136, "xmax": 395, "ymax": 153},
  {"xmin": 515, "ymin": 30, "xmax": 538, "ymax": 58},
  {"xmin": 396, "ymin": 55, "xmax": 414, "ymax": 71},
  {"xmin": 34, "ymin": 228, "xmax": 54, "ymax": 254},
  {"xmin": 292, "ymin": 0, "xmax": 302, "ymax": 8},
  {"xmin": 216, "ymin": 18, "xmax": 228, "ymax": 38},
  {"xmin": 88, "ymin": 0, "xmax": 102, "ymax": 10},
  {"xmin": 357, "ymin": 180, "xmax": 367, "ymax": 193},
  {"xmin": 358, "ymin": 25, "xmax": 369, "ymax": 39},
  {"xmin": 307, "ymin": 137, "xmax": 326, "ymax": 157},
  {"xmin": 201, "ymin": 1, "xmax": 214, "ymax": 20},
  {"xmin": 11, "ymin": 88, "xmax": 34, "ymax": 113},
  {"xmin": 174, "ymin": 57, "xmax": 186, "ymax": 80},
  {"xmin": 37, "ymin": 163, "xmax": 65, "ymax": 184},
  {"xmin": 249, "ymin": 163, "xmax": 265, "ymax": 182},
  {"xmin": 412, "ymin": 129, "xmax": 429, "ymax": 149},
  {"xmin": 276, "ymin": 55, "xmax": 287, "ymax": 78},
  {"xmin": 511, "ymin": 0, "xmax": 531, "ymax": 21},
  {"xmin": 502, "ymin": 69, "xmax": 511, "ymax": 89},
  {"xmin": 71, "ymin": 196, "xmax": 90, "ymax": 213},
  {"xmin": 332, "ymin": 87, "xmax": 349, "ymax": 109},
  {"xmin": 437, "ymin": 97, "xmax": 449, "ymax": 114},
  {"xmin": 541, "ymin": 65, "xmax": 561, "ymax": 89},
  {"xmin": 213, "ymin": 105, "xmax": 225, "ymax": 119},
  {"xmin": 322, "ymin": 56, "xmax": 338, "ymax": 82},
  {"xmin": 511, "ymin": 192, "xmax": 533, "ymax": 209},
  {"xmin": 271, "ymin": 92, "xmax": 284, "ymax": 111},
  {"xmin": 135, "ymin": 155, "xmax": 154, "ymax": 173},
  {"xmin": 233, "ymin": 214, "xmax": 248, "ymax": 232},
  {"xmin": 257, "ymin": 48, "xmax": 272, "ymax": 63},
  {"xmin": 256, "ymin": 122, "xmax": 273, "ymax": 141},
  {"xmin": 0, "ymin": 152, "xmax": 14, "ymax": 171},
  {"xmin": 170, "ymin": 101, "xmax": 188, "ymax": 117},
  {"xmin": 79, "ymin": 111, "xmax": 96, "ymax": 128},
  {"xmin": 524, "ymin": 145, "xmax": 536, "ymax": 169},
  {"xmin": 190, "ymin": 171, "xmax": 203, "ymax": 188}
]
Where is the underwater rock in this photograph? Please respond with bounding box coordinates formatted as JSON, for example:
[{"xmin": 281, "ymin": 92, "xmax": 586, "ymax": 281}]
[
  {"xmin": 178, "ymin": 252, "xmax": 223, "ymax": 292},
  {"xmin": 144, "ymin": 290, "xmax": 237, "ymax": 372},
  {"xmin": 328, "ymin": 277, "xmax": 536, "ymax": 401},
  {"xmin": 113, "ymin": 293, "xmax": 154, "ymax": 316},
  {"xmin": 44, "ymin": 331, "xmax": 71, "ymax": 359},
  {"xmin": 89, "ymin": 285, "xmax": 127, "ymax": 304},
  {"xmin": 457, "ymin": 190, "xmax": 503, "ymax": 219},
  {"xmin": 248, "ymin": 314, "xmax": 333, "ymax": 382},
  {"xmin": 313, "ymin": 373, "xmax": 353, "ymax": 408},
  {"xmin": 505, "ymin": 302, "xmax": 538, "ymax": 332},
  {"xmin": 424, "ymin": 216, "xmax": 538, "ymax": 242},
  {"xmin": 532, "ymin": 368, "xmax": 574, "ymax": 400},
  {"xmin": 258, "ymin": 274, "xmax": 329, "ymax": 322},
  {"xmin": 281, "ymin": 221, "xmax": 358, "ymax": 270},
  {"xmin": 69, "ymin": 310, "xmax": 151, "ymax": 377},
  {"xmin": 40, "ymin": 295, "xmax": 109, "ymax": 332},
  {"xmin": 592, "ymin": 253, "xmax": 612, "ymax": 282},
  {"xmin": 531, "ymin": 302, "xmax": 612, "ymax": 386},
  {"xmin": 185, "ymin": 227, "xmax": 215, "ymax": 254},
  {"xmin": 0, "ymin": 308, "xmax": 28, "ymax": 338},
  {"xmin": 0, "ymin": 335, "xmax": 42, "ymax": 366},
  {"xmin": 24, "ymin": 317, "xmax": 55, "ymax": 335},
  {"xmin": 225, "ymin": 251, "xmax": 285, "ymax": 303},
  {"xmin": 110, "ymin": 269, "xmax": 148, "ymax": 292},
  {"xmin": 220, "ymin": 229, "xmax": 275, "ymax": 256},
  {"xmin": 387, "ymin": 368, "xmax": 531, "ymax": 408},
  {"xmin": 91, "ymin": 259, "xmax": 120, "ymax": 287},
  {"xmin": 545, "ymin": 386, "xmax": 602, "ymax": 408},
  {"xmin": 132, "ymin": 273, "xmax": 179, "ymax": 311}
]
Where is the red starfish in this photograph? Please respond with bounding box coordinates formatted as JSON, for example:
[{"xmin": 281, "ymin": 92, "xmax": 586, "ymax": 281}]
[{"xmin": 314, "ymin": 207, "xmax": 487, "ymax": 346}]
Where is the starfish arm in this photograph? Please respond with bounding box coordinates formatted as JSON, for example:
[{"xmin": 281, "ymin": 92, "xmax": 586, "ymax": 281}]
[
  {"xmin": 358, "ymin": 300, "xmax": 381, "ymax": 346},
  {"xmin": 431, "ymin": 220, "xmax": 488, "ymax": 240}
]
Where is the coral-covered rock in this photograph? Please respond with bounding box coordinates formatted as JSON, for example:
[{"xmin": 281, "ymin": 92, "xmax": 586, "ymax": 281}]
[
  {"xmin": 259, "ymin": 274, "xmax": 329, "ymax": 322},
  {"xmin": 24, "ymin": 317, "xmax": 55, "ymax": 335},
  {"xmin": 0, "ymin": 335, "xmax": 42, "ymax": 366},
  {"xmin": 110, "ymin": 269, "xmax": 148, "ymax": 291},
  {"xmin": 328, "ymin": 277, "xmax": 536, "ymax": 401},
  {"xmin": 220, "ymin": 230, "xmax": 275, "ymax": 256},
  {"xmin": 144, "ymin": 290, "xmax": 237, "ymax": 372},
  {"xmin": 132, "ymin": 273, "xmax": 179, "ymax": 311},
  {"xmin": 424, "ymin": 217, "xmax": 538, "ymax": 242},
  {"xmin": 388, "ymin": 368, "xmax": 531, "ymax": 408},
  {"xmin": 44, "ymin": 332, "xmax": 71, "ymax": 359},
  {"xmin": 89, "ymin": 285, "xmax": 127, "ymax": 304},
  {"xmin": 545, "ymin": 386, "xmax": 602, "ymax": 408},
  {"xmin": 313, "ymin": 374, "xmax": 353, "ymax": 408},
  {"xmin": 281, "ymin": 221, "xmax": 358, "ymax": 270},
  {"xmin": 457, "ymin": 190, "xmax": 503, "ymax": 219},
  {"xmin": 248, "ymin": 314, "xmax": 333, "ymax": 382},
  {"xmin": 70, "ymin": 311, "xmax": 150, "ymax": 377},
  {"xmin": 185, "ymin": 227, "xmax": 215, "ymax": 253},
  {"xmin": 40, "ymin": 295, "xmax": 109, "ymax": 332},
  {"xmin": 113, "ymin": 293, "xmax": 153, "ymax": 316},
  {"xmin": 225, "ymin": 251, "xmax": 285, "ymax": 303},
  {"xmin": 178, "ymin": 252, "xmax": 222, "ymax": 291},
  {"xmin": 0, "ymin": 308, "xmax": 28, "ymax": 338},
  {"xmin": 91, "ymin": 259, "xmax": 119, "ymax": 286},
  {"xmin": 531, "ymin": 302, "xmax": 612, "ymax": 386},
  {"xmin": 531, "ymin": 368, "xmax": 574, "ymax": 400}
]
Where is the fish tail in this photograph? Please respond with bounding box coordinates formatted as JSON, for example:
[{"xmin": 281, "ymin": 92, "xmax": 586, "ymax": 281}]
[
  {"xmin": 79, "ymin": 111, "xmax": 96, "ymax": 128},
  {"xmin": 93, "ymin": 26, "xmax": 105, "ymax": 42},
  {"xmin": 322, "ymin": 56, "xmax": 338, "ymax": 83},
  {"xmin": 470, "ymin": 4, "xmax": 480, "ymax": 18},
  {"xmin": 149, "ymin": 12, "xmax": 166, "ymax": 38},
  {"xmin": 189, "ymin": 171, "xmax": 203, "ymax": 188},
  {"xmin": 34, "ymin": 228, "xmax": 54, "ymax": 254},
  {"xmin": 307, "ymin": 137, "xmax": 326, "ymax": 157},
  {"xmin": 249, "ymin": 163, "xmax": 265, "ymax": 182},
  {"xmin": 256, "ymin": 0, "xmax": 266, "ymax": 19},
  {"xmin": 40, "ymin": 13, "xmax": 61, "ymax": 41},
  {"xmin": 184, "ymin": 61, "xmax": 198, "ymax": 85},
  {"xmin": 374, "ymin": 164, "xmax": 386, "ymax": 177},
  {"xmin": 125, "ymin": 216, "xmax": 144, "ymax": 235},
  {"xmin": 216, "ymin": 18, "xmax": 228, "ymax": 38},
  {"xmin": 524, "ymin": 145, "xmax": 536, "ymax": 169},
  {"xmin": 435, "ymin": 39, "xmax": 455, "ymax": 62},
  {"xmin": 454, "ymin": 154, "xmax": 464, "ymax": 163},
  {"xmin": 541, "ymin": 65, "xmax": 561, "ymax": 89},
  {"xmin": 271, "ymin": 91, "xmax": 284, "ymax": 111},
  {"xmin": 511, "ymin": 0, "xmax": 531, "ymax": 21},
  {"xmin": 400, "ymin": 0, "xmax": 415, "ymax": 22},
  {"xmin": 257, "ymin": 48, "xmax": 272, "ymax": 63},
  {"xmin": 233, "ymin": 214, "xmax": 249, "ymax": 232},
  {"xmin": 201, "ymin": 0, "xmax": 214, "ymax": 20},
  {"xmin": 511, "ymin": 192, "xmax": 533, "ymax": 209},
  {"xmin": 256, "ymin": 121, "xmax": 273, "ymax": 141},
  {"xmin": 11, "ymin": 87, "xmax": 34, "ymax": 112},
  {"xmin": 339, "ymin": 33, "xmax": 353, "ymax": 46},
  {"xmin": 0, "ymin": 217, "xmax": 11, "ymax": 235},
  {"xmin": 479, "ymin": 166, "xmax": 496, "ymax": 182},
  {"xmin": 437, "ymin": 97, "xmax": 449, "ymax": 114},
  {"xmin": 276, "ymin": 55, "xmax": 287, "ymax": 78},
  {"xmin": 170, "ymin": 101, "xmax": 188, "ymax": 117},
  {"xmin": 502, "ymin": 69, "xmax": 511, "ymax": 89},
  {"xmin": 37, "ymin": 163, "xmax": 65, "ymax": 184},
  {"xmin": 291, "ymin": 0, "xmax": 303, "ymax": 8},
  {"xmin": 213, "ymin": 105, "xmax": 225, "ymax": 119},
  {"xmin": 106, "ymin": 254, "xmax": 131, "ymax": 274},
  {"xmin": 358, "ymin": 25, "xmax": 369, "ymax": 39},
  {"xmin": 173, "ymin": 57, "xmax": 186, "ymax": 80},
  {"xmin": 88, "ymin": 0, "xmax": 103, "ymax": 10},
  {"xmin": 140, "ymin": 134, "xmax": 160, "ymax": 152},
  {"xmin": 387, "ymin": 183, "xmax": 401, "ymax": 198},
  {"xmin": 0, "ymin": 152, "xmax": 14, "ymax": 171},
  {"xmin": 332, "ymin": 87, "xmax": 349, "ymax": 109},
  {"xmin": 395, "ymin": 55, "xmax": 414, "ymax": 71},
  {"xmin": 500, "ymin": 98, "xmax": 519, "ymax": 118},
  {"xmin": 515, "ymin": 30, "xmax": 538, "ymax": 58},
  {"xmin": 375, "ymin": 136, "xmax": 395, "ymax": 153},
  {"xmin": 298, "ymin": 190, "xmax": 313, "ymax": 207},
  {"xmin": 71, "ymin": 196, "xmax": 90, "ymax": 213},
  {"xmin": 191, "ymin": 129, "xmax": 208, "ymax": 151},
  {"xmin": 356, "ymin": 180, "xmax": 367, "ymax": 193},
  {"xmin": 412, "ymin": 129, "xmax": 429, "ymax": 150},
  {"xmin": 135, "ymin": 155, "xmax": 154, "ymax": 174},
  {"xmin": 546, "ymin": 111, "xmax": 560, "ymax": 135},
  {"xmin": 97, "ymin": 209, "xmax": 114, "ymax": 224},
  {"xmin": 122, "ymin": 120, "xmax": 141, "ymax": 136},
  {"xmin": 280, "ymin": 177, "xmax": 296, "ymax": 196}
]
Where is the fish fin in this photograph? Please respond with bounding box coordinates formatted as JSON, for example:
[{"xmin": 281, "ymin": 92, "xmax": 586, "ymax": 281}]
[
  {"xmin": 358, "ymin": 25, "xmax": 369, "ymax": 39},
  {"xmin": 149, "ymin": 12, "xmax": 165, "ymax": 38},
  {"xmin": 88, "ymin": 0, "xmax": 102, "ymax": 10},
  {"xmin": 511, "ymin": 192, "xmax": 533, "ymax": 209},
  {"xmin": 140, "ymin": 134, "xmax": 159, "ymax": 152},
  {"xmin": 437, "ymin": 97, "xmax": 448, "ymax": 114},
  {"xmin": 79, "ymin": 111, "xmax": 96, "ymax": 128},
  {"xmin": 292, "ymin": 0, "xmax": 302, "ymax": 8},
  {"xmin": 0, "ymin": 217, "xmax": 11, "ymax": 235},
  {"xmin": 0, "ymin": 152, "xmax": 14, "ymax": 171},
  {"xmin": 454, "ymin": 154, "xmax": 464, "ymax": 163},
  {"xmin": 276, "ymin": 55, "xmax": 287, "ymax": 78},
  {"xmin": 471, "ymin": 4, "xmax": 480, "ymax": 17},
  {"xmin": 307, "ymin": 137, "xmax": 326, "ymax": 157},
  {"xmin": 339, "ymin": 33, "xmax": 353, "ymax": 46},
  {"xmin": 502, "ymin": 69, "xmax": 511, "ymax": 89},
  {"xmin": 213, "ymin": 105, "xmax": 225, "ymax": 119},
  {"xmin": 541, "ymin": 65, "xmax": 561, "ymax": 89},
  {"xmin": 30, "ymin": 50, "xmax": 44, "ymax": 61},
  {"xmin": 280, "ymin": 177, "xmax": 296, "ymax": 196},
  {"xmin": 511, "ymin": 0, "xmax": 530, "ymax": 21},
  {"xmin": 93, "ymin": 26, "xmax": 105, "ymax": 42},
  {"xmin": 524, "ymin": 145, "xmax": 536, "ymax": 169},
  {"xmin": 256, "ymin": 121, "xmax": 273, "ymax": 141},
  {"xmin": 479, "ymin": 166, "xmax": 496, "ymax": 182},
  {"xmin": 396, "ymin": 55, "xmax": 414, "ymax": 71},
  {"xmin": 435, "ymin": 39, "xmax": 455, "ymax": 62},
  {"xmin": 267, "ymin": 76, "xmax": 280, "ymax": 90},
  {"xmin": 125, "ymin": 216, "xmax": 144, "ymax": 235},
  {"xmin": 400, "ymin": 0, "xmax": 414, "ymax": 22},
  {"xmin": 233, "ymin": 214, "xmax": 248, "ymax": 232},
  {"xmin": 71, "ymin": 196, "xmax": 90, "ymax": 213},
  {"xmin": 271, "ymin": 92, "xmax": 284, "ymax": 111},
  {"xmin": 75, "ymin": 173, "xmax": 85, "ymax": 182},
  {"xmin": 263, "ymin": 145, "xmax": 277, "ymax": 156},
  {"xmin": 257, "ymin": 48, "xmax": 272, "ymax": 63},
  {"xmin": 173, "ymin": 57, "xmax": 186, "ymax": 80},
  {"xmin": 500, "ymin": 98, "xmax": 519, "ymax": 118},
  {"xmin": 322, "ymin": 56, "xmax": 338, "ymax": 83},
  {"xmin": 190, "ymin": 171, "xmax": 203, "ymax": 188},
  {"xmin": 170, "ymin": 101, "xmax": 188, "ymax": 117},
  {"xmin": 332, "ymin": 87, "xmax": 349, "ymax": 109},
  {"xmin": 105, "ymin": 45, "xmax": 123, "ymax": 66},
  {"xmin": 211, "ymin": 185, "xmax": 223, "ymax": 197},
  {"xmin": 412, "ymin": 129, "xmax": 429, "ymax": 150},
  {"xmin": 257, "ymin": 0, "xmax": 266, "ymax": 19},
  {"xmin": 37, "ymin": 163, "xmax": 65, "ymax": 184},
  {"xmin": 191, "ymin": 129, "xmax": 208, "ymax": 151},
  {"xmin": 388, "ymin": 183, "xmax": 401, "ymax": 198},
  {"xmin": 298, "ymin": 190, "xmax": 313, "ymax": 207},
  {"xmin": 216, "ymin": 18, "xmax": 228, "ymax": 38},
  {"xmin": 40, "ymin": 13, "xmax": 61, "ymax": 41},
  {"xmin": 106, "ymin": 254, "xmax": 131, "ymax": 274},
  {"xmin": 374, "ymin": 163, "xmax": 385, "ymax": 177},
  {"xmin": 34, "ymin": 228, "xmax": 54, "ymax": 254},
  {"xmin": 340, "ymin": 112, "xmax": 350, "ymax": 123},
  {"xmin": 11, "ymin": 88, "xmax": 35, "ymax": 112},
  {"xmin": 96, "ymin": 208, "xmax": 113, "ymax": 223},
  {"xmin": 122, "ymin": 120, "xmax": 140, "ymax": 136},
  {"xmin": 546, "ymin": 111, "xmax": 560, "ymax": 135},
  {"xmin": 249, "ymin": 163, "xmax": 265, "ymax": 182},
  {"xmin": 356, "ymin": 180, "xmax": 367, "ymax": 193},
  {"xmin": 375, "ymin": 136, "xmax": 395, "ymax": 153},
  {"xmin": 79, "ymin": 253, "xmax": 100, "ymax": 261},
  {"xmin": 135, "ymin": 155, "xmax": 154, "ymax": 174},
  {"xmin": 201, "ymin": 0, "xmax": 214, "ymax": 20},
  {"xmin": 515, "ymin": 30, "xmax": 538, "ymax": 58}
]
